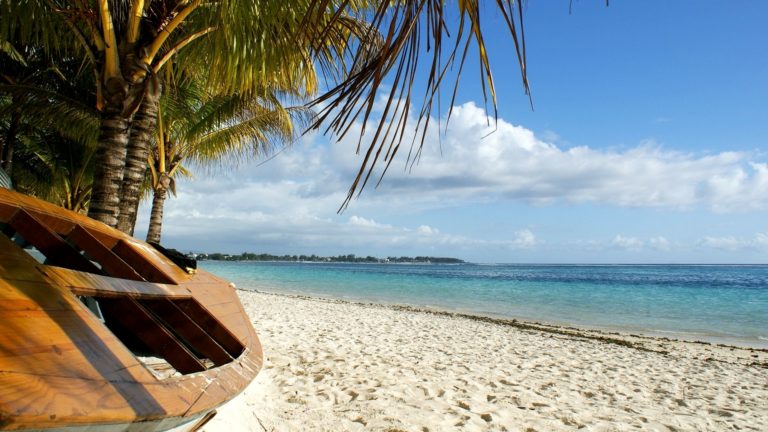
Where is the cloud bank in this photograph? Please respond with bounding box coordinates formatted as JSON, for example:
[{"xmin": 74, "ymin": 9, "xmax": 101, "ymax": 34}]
[
  {"xmin": 139, "ymin": 101, "xmax": 767, "ymax": 261},
  {"xmin": 332, "ymin": 102, "xmax": 767, "ymax": 211}
]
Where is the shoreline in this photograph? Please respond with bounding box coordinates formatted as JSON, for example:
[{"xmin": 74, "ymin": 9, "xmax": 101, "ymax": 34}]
[
  {"xmin": 240, "ymin": 288, "xmax": 768, "ymax": 354},
  {"xmin": 201, "ymin": 261, "xmax": 768, "ymax": 351},
  {"xmin": 203, "ymin": 289, "xmax": 768, "ymax": 431}
]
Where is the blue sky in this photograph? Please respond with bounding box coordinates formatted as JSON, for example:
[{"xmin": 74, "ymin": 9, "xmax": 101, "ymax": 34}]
[{"xmin": 136, "ymin": 1, "xmax": 768, "ymax": 263}]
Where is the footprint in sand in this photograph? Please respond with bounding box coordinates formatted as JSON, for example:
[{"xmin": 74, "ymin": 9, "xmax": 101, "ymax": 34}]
[{"xmin": 347, "ymin": 390, "xmax": 359, "ymax": 402}]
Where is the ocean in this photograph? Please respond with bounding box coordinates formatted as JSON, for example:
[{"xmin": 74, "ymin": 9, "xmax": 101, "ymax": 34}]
[{"xmin": 200, "ymin": 261, "xmax": 768, "ymax": 348}]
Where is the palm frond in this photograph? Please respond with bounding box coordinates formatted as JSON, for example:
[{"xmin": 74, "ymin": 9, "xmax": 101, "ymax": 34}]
[
  {"xmin": 153, "ymin": 75, "xmax": 315, "ymax": 176},
  {"xmin": 0, "ymin": 83, "xmax": 99, "ymax": 147},
  {"xmin": 0, "ymin": 40, "xmax": 27, "ymax": 66},
  {"xmin": 184, "ymin": 109, "xmax": 290, "ymax": 164},
  {"xmin": 0, "ymin": 1, "xmax": 99, "ymax": 64},
  {"xmin": 304, "ymin": 0, "xmax": 530, "ymax": 210},
  {"xmin": 8, "ymin": 128, "xmax": 95, "ymax": 209}
]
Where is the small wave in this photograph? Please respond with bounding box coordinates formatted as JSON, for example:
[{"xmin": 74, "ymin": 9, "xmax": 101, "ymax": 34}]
[
  {"xmin": 651, "ymin": 329, "xmax": 709, "ymax": 336},
  {"xmin": 759, "ymin": 336, "xmax": 768, "ymax": 341}
]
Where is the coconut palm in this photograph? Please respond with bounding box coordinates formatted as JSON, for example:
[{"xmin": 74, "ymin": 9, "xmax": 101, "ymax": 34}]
[
  {"xmin": 0, "ymin": 40, "xmax": 99, "ymax": 210},
  {"xmin": 10, "ymin": 130, "xmax": 97, "ymax": 213},
  {"xmin": 113, "ymin": 7, "xmax": 382, "ymax": 234},
  {"xmin": 1, "ymin": 0, "xmax": 338, "ymax": 228},
  {"xmin": 144, "ymin": 82, "xmax": 312, "ymax": 243},
  {"xmin": 2, "ymin": 1, "xmax": 530, "ymax": 223}
]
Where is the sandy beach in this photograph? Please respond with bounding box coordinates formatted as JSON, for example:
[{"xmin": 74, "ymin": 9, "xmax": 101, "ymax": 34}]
[{"xmin": 203, "ymin": 290, "xmax": 768, "ymax": 432}]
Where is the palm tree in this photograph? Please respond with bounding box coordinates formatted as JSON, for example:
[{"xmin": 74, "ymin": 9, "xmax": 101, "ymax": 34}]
[
  {"xmin": 2, "ymin": 1, "xmax": 529, "ymax": 223},
  {"xmin": 0, "ymin": 40, "xmax": 99, "ymax": 210},
  {"xmin": 1, "ymin": 0, "xmax": 332, "ymax": 228},
  {"xmin": 144, "ymin": 82, "xmax": 311, "ymax": 243},
  {"xmin": 10, "ymin": 130, "xmax": 97, "ymax": 213}
]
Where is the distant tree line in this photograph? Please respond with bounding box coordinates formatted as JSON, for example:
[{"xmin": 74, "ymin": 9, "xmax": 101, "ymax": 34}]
[{"xmin": 196, "ymin": 252, "xmax": 464, "ymax": 264}]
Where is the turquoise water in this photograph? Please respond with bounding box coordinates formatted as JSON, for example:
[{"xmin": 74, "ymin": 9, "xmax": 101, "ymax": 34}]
[{"xmin": 201, "ymin": 262, "xmax": 768, "ymax": 348}]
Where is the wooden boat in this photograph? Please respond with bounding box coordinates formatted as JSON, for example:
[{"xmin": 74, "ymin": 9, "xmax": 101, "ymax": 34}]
[{"xmin": 0, "ymin": 187, "xmax": 263, "ymax": 431}]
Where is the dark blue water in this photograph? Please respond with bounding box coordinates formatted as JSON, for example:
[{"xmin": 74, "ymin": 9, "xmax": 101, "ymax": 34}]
[{"xmin": 201, "ymin": 262, "xmax": 768, "ymax": 347}]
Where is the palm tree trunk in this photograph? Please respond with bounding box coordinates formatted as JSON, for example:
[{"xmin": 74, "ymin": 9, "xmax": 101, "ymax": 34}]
[
  {"xmin": 2, "ymin": 109, "xmax": 20, "ymax": 175},
  {"xmin": 146, "ymin": 185, "xmax": 168, "ymax": 244},
  {"xmin": 87, "ymin": 105, "xmax": 130, "ymax": 227},
  {"xmin": 116, "ymin": 76, "xmax": 161, "ymax": 235}
]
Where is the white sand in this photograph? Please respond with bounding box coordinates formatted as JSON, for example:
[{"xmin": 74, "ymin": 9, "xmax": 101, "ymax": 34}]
[{"xmin": 203, "ymin": 291, "xmax": 768, "ymax": 432}]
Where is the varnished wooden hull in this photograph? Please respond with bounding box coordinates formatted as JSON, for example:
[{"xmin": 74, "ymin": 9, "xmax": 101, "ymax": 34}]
[{"xmin": 0, "ymin": 189, "xmax": 263, "ymax": 431}]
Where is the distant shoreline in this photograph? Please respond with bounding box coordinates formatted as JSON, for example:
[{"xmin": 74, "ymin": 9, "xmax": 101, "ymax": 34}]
[
  {"xmin": 200, "ymin": 259, "xmax": 467, "ymax": 265},
  {"xmin": 193, "ymin": 252, "xmax": 465, "ymax": 264},
  {"xmin": 194, "ymin": 257, "xmax": 768, "ymax": 266}
]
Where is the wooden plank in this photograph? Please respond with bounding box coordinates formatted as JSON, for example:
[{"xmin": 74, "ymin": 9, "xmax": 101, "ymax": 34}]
[
  {"xmin": 190, "ymin": 302, "xmax": 251, "ymax": 343},
  {"xmin": 141, "ymin": 299, "xmax": 233, "ymax": 367},
  {"xmin": 41, "ymin": 266, "xmax": 188, "ymax": 298},
  {"xmin": 97, "ymin": 297, "xmax": 206, "ymax": 375},
  {"xmin": 125, "ymin": 239, "xmax": 191, "ymax": 282},
  {"xmin": 112, "ymin": 240, "xmax": 177, "ymax": 285},
  {"xmin": 0, "ymin": 200, "xmax": 17, "ymax": 221},
  {"xmin": 40, "ymin": 213, "xmax": 119, "ymax": 249},
  {"xmin": 0, "ymin": 260, "xmax": 46, "ymax": 285},
  {"xmin": 0, "ymin": 235, "xmax": 46, "ymax": 285},
  {"xmin": 81, "ymin": 226, "xmax": 119, "ymax": 249},
  {"xmin": 25, "ymin": 211, "xmax": 116, "ymax": 247},
  {"xmin": 22, "ymin": 209, "xmax": 77, "ymax": 238},
  {"xmin": 0, "ymin": 346, "xmax": 127, "ymax": 379},
  {"xmin": 0, "ymin": 309, "xmax": 135, "ymax": 367},
  {"xmin": 0, "ymin": 189, "xmax": 188, "ymax": 281},
  {"xmin": 25, "ymin": 211, "xmax": 119, "ymax": 249},
  {"xmin": 184, "ymin": 353, "xmax": 263, "ymax": 415},
  {"xmin": 0, "ymin": 189, "xmax": 118, "ymax": 243},
  {"xmin": 174, "ymin": 299, "xmax": 244, "ymax": 358},
  {"xmin": 0, "ymin": 372, "xmax": 138, "ymax": 427},
  {"xmin": 0, "ymin": 233, "xmax": 37, "ymax": 262},
  {"xmin": 67, "ymin": 225, "xmax": 145, "ymax": 282},
  {"xmin": 0, "ymin": 278, "xmax": 83, "ymax": 311},
  {"xmin": 7, "ymin": 209, "xmax": 101, "ymax": 274}
]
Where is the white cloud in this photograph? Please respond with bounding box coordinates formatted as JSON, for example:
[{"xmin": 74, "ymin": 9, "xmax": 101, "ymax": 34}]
[
  {"xmin": 511, "ymin": 229, "xmax": 537, "ymax": 248},
  {"xmin": 417, "ymin": 225, "xmax": 439, "ymax": 235},
  {"xmin": 332, "ymin": 101, "xmax": 768, "ymax": 212},
  {"xmin": 699, "ymin": 232, "xmax": 768, "ymax": 251},
  {"xmin": 348, "ymin": 216, "xmax": 391, "ymax": 229},
  {"xmin": 143, "ymin": 180, "xmax": 535, "ymax": 258},
  {"xmin": 568, "ymin": 235, "xmax": 673, "ymax": 253},
  {"xmin": 540, "ymin": 130, "xmax": 561, "ymax": 143},
  {"xmin": 612, "ymin": 235, "xmax": 644, "ymax": 251},
  {"xmin": 174, "ymin": 101, "xmax": 768, "ymax": 218},
  {"xmin": 649, "ymin": 236, "xmax": 671, "ymax": 251}
]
